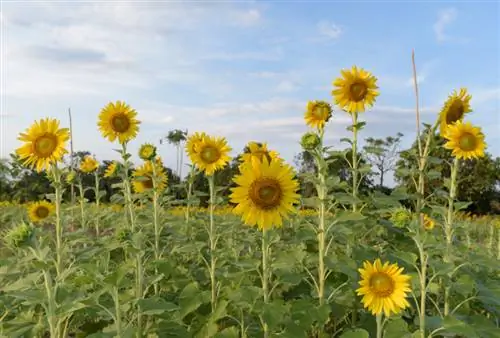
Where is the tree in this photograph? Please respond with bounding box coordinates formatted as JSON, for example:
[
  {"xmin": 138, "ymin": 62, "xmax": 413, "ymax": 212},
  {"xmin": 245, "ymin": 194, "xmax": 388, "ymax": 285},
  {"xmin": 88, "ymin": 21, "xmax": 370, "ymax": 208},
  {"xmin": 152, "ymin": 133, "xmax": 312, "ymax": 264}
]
[
  {"xmin": 363, "ymin": 132, "xmax": 403, "ymax": 187},
  {"xmin": 161, "ymin": 129, "xmax": 187, "ymax": 180}
]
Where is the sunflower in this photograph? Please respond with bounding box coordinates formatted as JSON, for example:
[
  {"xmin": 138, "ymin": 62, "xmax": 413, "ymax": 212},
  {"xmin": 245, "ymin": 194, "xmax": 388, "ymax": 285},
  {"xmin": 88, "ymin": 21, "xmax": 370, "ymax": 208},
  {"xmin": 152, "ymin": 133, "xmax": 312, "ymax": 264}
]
[
  {"xmin": 230, "ymin": 157, "xmax": 300, "ymax": 230},
  {"xmin": 16, "ymin": 118, "xmax": 70, "ymax": 172},
  {"xmin": 132, "ymin": 159, "xmax": 167, "ymax": 193},
  {"xmin": 104, "ymin": 161, "xmax": 119, "ymax": 178},
  {"xmin": 27, "ymin": 201, "xmax": 55, "ymax": 223},
  {"xmin": 187, "ymin": 135, "xmax": 231, "ymax": 176},
  {"xmin": 138, "ymin": 143, "xmax": 157, "ymax": 161},
  {"xmin": 332, "ymin": 66, "xmax": 379, "ymax": 113},
  {"xmin": 304, "ymin": 100, "xmax": 333, "ymax": 129},
  {"xmin": 80, "ymin": 155, "xmax": 99, "ymax": 173},
  {"xmin": 422, "ymin": 214, "xmax": 435, "ymax": 230},
  {"xmin": 356, "ymin": 259, "xmax": 412, "ymax": 317},
  {"xmin": 98, "ymin": 101, "xmax": 140, "ymax": 144},
  {"xmin": 185, "ymin": 132, "xmax": 208, "ymax": 155},
  {"xmin": 240, "ymin": 142, "xmax": 280, "ymax": 165},
  {"xmin": 443, "ymin": 121, "xmax": 486, "ymax": 160},
  {"xmin": 439, "ymin": 88, "xmax": 472, "ymax": 136}
]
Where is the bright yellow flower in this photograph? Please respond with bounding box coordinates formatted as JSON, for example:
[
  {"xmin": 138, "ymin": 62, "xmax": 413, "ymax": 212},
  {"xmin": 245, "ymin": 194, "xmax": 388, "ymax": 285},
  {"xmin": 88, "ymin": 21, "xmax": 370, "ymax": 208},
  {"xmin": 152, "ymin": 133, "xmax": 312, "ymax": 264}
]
[
  {"xmin": 80, "ymin": 155, "xmax": 99, "ymax": 173},
  {"xmin": 138, "ymin": 143, "xmax": 157, "ymax": 161},
  {"xmin": 332, "ymin": 66, "xmax": 379, "ymax": 113},
  {"xmin": 230, "ymin": 157, "xmax": 300, "ymax": 230},
  {"xmin": 132, "ymin": 159, "xmax": 167, "ymax": 193},
  {"xmin": 304, "ymin": 100, "xmax": 333, "ymax": 129},
  {"xmin": 98, "ymin": 101, "xmax": 140, "ymax": 144},
  {"xmin": 185, "ymin": 132, "xmax": 208, "ymax": 155},
  {"xmin": 27, "ymin": 200, "xmax": 55, "ymax": 223},
  {"xmin": 104, "ymin": 161, "xmax": 119, "ymax": 178},
  {"xmin": 439, "ymin": 88, "xmax": 472, "ymax": 136},
  {"xmin": 16, "ymin": 118, "xmax": 69, "ymax": 172},
  {"xmin": 356, "ymin": 259, "xmax": 411, "ymax": 317},
  {"xmin": 422, "ymin": 214, "xmax": 435, "ymax": 230},
  {"xmin": 443, "ymin": 121, "xmax": 486, "ymax": 160},
  {"xmin": 187, "ymin": 134, "xmax": 231, "ymax": 176},
  {"xmin": 240, "ymin": 142, "xmax": 280, "ymax": 165}
]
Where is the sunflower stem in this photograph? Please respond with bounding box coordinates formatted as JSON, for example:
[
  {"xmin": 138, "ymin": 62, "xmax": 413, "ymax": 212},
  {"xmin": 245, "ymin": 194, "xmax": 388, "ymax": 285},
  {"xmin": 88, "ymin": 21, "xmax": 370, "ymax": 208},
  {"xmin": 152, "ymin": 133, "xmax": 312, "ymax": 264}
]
[
  {"xmin": 496, "ymin": 227, "xmax": 500, "ymax": 260},
  {"xmin": 113, "ymin": 286, "xmax": 123, "ymax": 338},
  {"xmin": 43, "ymin": 269, "xmax": 58, "ymax": 338},
  {"xmin": 52, "ymin": 165, "xmax": 63, "ymax": 277},
  {"xmin": 315, "ymin": 128, "xmax": 327, "ymax": 308},
  {"xmin": 94, "ymin": 171, "xmax": 100, "ymax": 236},
  {"xmin": 152, "ymin": 159, "xmax": 161, "ymax": 295},
  {"xmin": 185, "ymin": 165, "xmax": 195, "ymax": 228},
  {"xmin": 488, "ymin": 222, "xmax": 495, "ymax": 256},
  {"xmin": 261, "ymin": 227, "xmax": 270, "ymax": 338},
  {"xmin": 121, "ymin": 142, "xmax": 135, "ymax": 231},
  {"xmin": 78, "ymin": 178, "xmax": 85, "ymax": 230},
  {"xmin": 351, "ymin": 111, "xmax": 359, "ymax": 214},
  {"xmin": 376, "ymin": 313, "xmax": 384, "ymax": 338},
  {"xmin": 444, "ymin": 157, "xmax": 459, "ymax": 316},
  {"xmin": 208, "ymin": 174, "xmax": 218, "ymax": 313}
]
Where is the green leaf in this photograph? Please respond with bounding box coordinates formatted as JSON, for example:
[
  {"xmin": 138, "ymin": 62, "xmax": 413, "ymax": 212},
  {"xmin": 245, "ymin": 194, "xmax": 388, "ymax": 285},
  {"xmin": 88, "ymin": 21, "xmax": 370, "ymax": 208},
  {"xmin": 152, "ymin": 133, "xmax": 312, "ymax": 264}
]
[
  {"xmin": 179, "ymin": 282, "xmax": 205, "ymax": 319},
  {"xmin": 442, "ymin": 316, "xmax": 480, "ymax": 338},
  {"xmin": 214, "ymin": 327, "xmax": 239, "ymax": 338},
  {"xmin": 137, "ymin": 297, "xmax": 179, "ymax": 315},
  {"xmin": 335, "ymin": 211, "xmax": 366, "ymax": 223},
  {"xmin": 384, "ymin": 318, "xmax": 411, "ymax": 338},
  {"xmin": 339, "ymin": 328, "xmax": 370, "ymax": 338}
]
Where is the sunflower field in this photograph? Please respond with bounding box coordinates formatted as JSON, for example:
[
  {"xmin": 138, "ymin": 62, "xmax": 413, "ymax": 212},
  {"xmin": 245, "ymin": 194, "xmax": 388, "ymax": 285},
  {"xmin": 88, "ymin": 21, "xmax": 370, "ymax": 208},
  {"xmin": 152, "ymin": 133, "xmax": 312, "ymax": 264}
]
[{"xmin": 1, "ymin": 63, "xmax": 500, "ymax": 338}]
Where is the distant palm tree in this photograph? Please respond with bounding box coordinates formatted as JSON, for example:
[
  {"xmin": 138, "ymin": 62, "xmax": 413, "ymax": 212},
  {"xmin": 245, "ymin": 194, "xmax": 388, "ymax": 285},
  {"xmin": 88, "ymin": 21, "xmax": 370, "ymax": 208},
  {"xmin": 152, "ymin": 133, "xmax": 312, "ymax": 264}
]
[{"xmin": 162, "ymin": 129, "xmax": 187, "ymax": 179}]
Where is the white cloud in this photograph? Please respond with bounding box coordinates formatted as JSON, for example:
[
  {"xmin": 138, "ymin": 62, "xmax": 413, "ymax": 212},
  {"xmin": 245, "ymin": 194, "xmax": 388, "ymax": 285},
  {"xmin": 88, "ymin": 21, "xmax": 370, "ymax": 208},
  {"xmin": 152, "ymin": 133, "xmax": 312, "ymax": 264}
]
[
  {"xmin": 275, "ymin": 80, "xmax": 299, "ymax": 93},
  {"xmin": 433, "ymin": 8, "xmax": 464, "ymax": 43},
  {"xmin": 317, "ymin": 20, "xmax": 343, "ymax": 40}
]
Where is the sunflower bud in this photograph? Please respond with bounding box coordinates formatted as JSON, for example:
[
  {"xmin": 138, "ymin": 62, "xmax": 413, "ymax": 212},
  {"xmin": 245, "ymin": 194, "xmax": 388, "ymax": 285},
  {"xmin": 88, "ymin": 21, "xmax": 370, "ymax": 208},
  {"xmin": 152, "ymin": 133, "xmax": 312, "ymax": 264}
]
[
  {"xmin": 390, "ymin": 208, "xmax": 411, "ymax": 228},
  {"xmin": 138, "ymin": 143, "xmax": 157, "ymax": 161},
  {"xmin": 4, "ymin": 222, "xmax": 34, "ymax": 249},
  {"xmin": 301, "ymin": 132, "xmax": 321, "ymax": 151},
  {"xmin": 65, "ymin": 170, "xmax": 77, "ymax": 184}
]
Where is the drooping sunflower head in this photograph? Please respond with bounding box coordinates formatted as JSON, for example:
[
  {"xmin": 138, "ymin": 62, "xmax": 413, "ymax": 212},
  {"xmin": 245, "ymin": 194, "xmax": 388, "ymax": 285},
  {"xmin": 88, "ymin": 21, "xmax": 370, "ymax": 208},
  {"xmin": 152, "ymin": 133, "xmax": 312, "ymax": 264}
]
[
  {"xmin": 138, "ymin": 143, "xmax": 157, "ymax": 161},
  {"xmin": 356, "ymin": 258, "xmax": 412, "ymax": 317},
  {"xmin": 304, "ymin": 100, "xmax": 333, "ymax": 129},
  {"xmin": 188, "ymin": 135, "xmax": 232, "ymax": 176},
  {"xmin": 16, "ymin": 118, "xmax": 70, "ymax": 172},
  {"xmin": 332, "ymin": 66, "xmax": 379, "ymax": 114},
  {"xmin": 132, "ymin": 159, "xmax": 167, "ymax": 193},
  {"xmin": 422, "ymin": 213, "xmax": 435, "ymax": 230},
  {"xmin": 230, "ymin": 157, "xmax": 300, "ymax": 230},
  {"xmin": 439, "ymin": 88, "xmax": 472, "ymax": 136},
  {"xmin": 185, "ymin": 132, "xmax": 208, "ymax": 155},
  {"xmin": 443, "ymin": 121, "xmax": 486, "ymax": 160},
  {"xmin": 27, "ymin": 200, "xmax": 55, "ymax": 223},
  {"xmin": 104, "ymin": 161, "xmax": 119, "ymax": 178},
  {"xmin": 80, "ymin": 155, "xmax": 99, "ymax": 173},
  {"xmin": 240, "ymin": 142, "xmax": 280, "ymax": 165},
  {"xmin": 98, "ymin": 101, "xmax": 140, "ymax": 144}
]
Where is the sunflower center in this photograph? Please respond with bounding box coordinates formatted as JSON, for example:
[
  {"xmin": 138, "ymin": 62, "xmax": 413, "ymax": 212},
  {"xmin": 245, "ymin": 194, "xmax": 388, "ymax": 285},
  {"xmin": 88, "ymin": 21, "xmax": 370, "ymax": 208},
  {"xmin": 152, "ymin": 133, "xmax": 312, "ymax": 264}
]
[
  {"xmin": 35, "ymin": 206, "xmax": 50, "ymax": 218},
  {"xmin": 111, "ymin": 114, "xmax": 131, "ymax": 133},
  {"xmin": 34, "ymin": 134, "xmax": 57, "ymax": 158},
  {"xmin": 249, "ymin": 178, "xmax": 282, "ymax": 209},
  {"xmin": 445, "ymin": 101, "xmax": 465, "ymax": 124},
  {"xmin": 369, "ymin": 272, "xmax": 394, "ymax": 297},
  {"xmin": 350, "ymin": 82, "xmax": 368, "ymax": 102},
  {"xmin": 458, "ymin": 132, "xmax": 477, "ymax": 151},
  {"xmin": 200, "ymin": 146, "xmax": 221, "ymax": 164},
  {"xmin": 142, "ymin": 176, "xmax": 154, "ymax": 189},
  {"xmin": 313, "ymin": 106, "xmax": 328, "ymax": 120}
]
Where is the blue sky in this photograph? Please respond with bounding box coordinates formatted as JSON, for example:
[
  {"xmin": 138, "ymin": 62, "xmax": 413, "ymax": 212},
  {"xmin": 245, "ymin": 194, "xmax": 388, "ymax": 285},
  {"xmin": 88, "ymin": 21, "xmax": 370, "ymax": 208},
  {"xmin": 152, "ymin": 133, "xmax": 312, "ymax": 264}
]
[{"xmin": 1, "ymin": 1, "xmax": 499, "ymax": 184}]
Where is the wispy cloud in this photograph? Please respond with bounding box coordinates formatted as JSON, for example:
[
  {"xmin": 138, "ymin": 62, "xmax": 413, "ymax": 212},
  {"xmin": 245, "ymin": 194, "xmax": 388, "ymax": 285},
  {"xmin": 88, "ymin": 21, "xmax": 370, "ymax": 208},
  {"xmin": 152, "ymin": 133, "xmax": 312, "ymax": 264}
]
[
  {"xmin": 433, "ymin": 8, "xmax": 468, "ymax": 43},
  {"xmin": 316, "ymin": 20, "xmax": 343, "ymax": 40}
]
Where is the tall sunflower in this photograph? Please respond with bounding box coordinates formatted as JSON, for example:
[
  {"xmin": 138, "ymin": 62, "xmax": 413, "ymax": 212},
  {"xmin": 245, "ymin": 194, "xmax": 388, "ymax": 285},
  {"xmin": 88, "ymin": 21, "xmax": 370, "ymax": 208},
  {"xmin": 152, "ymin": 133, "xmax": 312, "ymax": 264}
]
[
  {"xmin": 304, "ymin": 100, "xmax": 333, "ymax": 129},
  {"xmin": 104, "ymin": 161, "xmax": 119, "ymax": 178},
  {"xmin": 27, "ymin": 200, "xmax": 55, "ymax": 223},
  {"xmin": 187, "ymin": 135, "xmax": 231, "ymax": 176},
  {"xmin": 356, "ymin": 258, "xmax": 411, "ymax": 316},
  {"xmin": 230, "ymin": 157, "xmax": 300, "ymax": 230},
  {"xmin": 98, "ymin": 101, "xmax": 140, "ymax": 144},
  {"xmin": 439, "ymin": 88, "xmax": 472, "ymax": 136},
  {"xmin": 80, "ymin": 155, "xmax": 99, "ymax": 173},
  {"xmin": 240, "ymin": 142, "xmax": 280, "ymax": 165},
  {"xmin": 16, "ymin": 118, "xmax": 69, "ymax": 172},
  {"xmin": 443, "ymin": 121, "xmax": 486, "ymax": 160},
  {"xmin": 332, "ymin": 66, "xmax": 379, "ymax": 113},
  {"xmin": 132, "ymin": 159, "xmax": 167, "ymax": 193}
]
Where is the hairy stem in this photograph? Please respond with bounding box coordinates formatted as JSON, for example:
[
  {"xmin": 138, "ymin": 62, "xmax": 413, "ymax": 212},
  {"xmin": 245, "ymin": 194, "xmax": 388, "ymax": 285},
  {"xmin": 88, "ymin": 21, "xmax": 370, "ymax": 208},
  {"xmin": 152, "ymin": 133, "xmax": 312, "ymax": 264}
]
[
  {"xmin": 94, "ymin": 171, "xmax": 100, "ymax": 236},
  {"xmin": 208, "ymin": 175, "xmax": 217, "ymax": 312},
  {"xmin": 376, "ymin": 313, "xmax": 383, "ymax": 338},
  {"xmin": 261, "ymin": 228, "xmax": 270, "ymax": 338},
  {"xmin": 152, "ymin": 161, "xmax": 160, "ymax": 295}
]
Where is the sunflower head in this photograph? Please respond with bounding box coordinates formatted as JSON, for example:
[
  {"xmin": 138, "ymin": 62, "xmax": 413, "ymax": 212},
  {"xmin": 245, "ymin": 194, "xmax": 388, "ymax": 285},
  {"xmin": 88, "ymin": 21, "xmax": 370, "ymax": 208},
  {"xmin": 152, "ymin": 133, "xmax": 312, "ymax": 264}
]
[
  {"xmin": 16, "ymin": 118, "xmax": 69, "ymax": 172},
  {"xmin": 443, "ymin": 121, "xmax": 486, "ymax": 160},
  {"xmin": 98, "ymin": 101, "xmax": 140, "ymax": 144},
  {"xmin": 332, "ymin": 66, "xmax": 379, "ymax": 113},
  {"xmin": 132, "ymin": 159, "xmax": 168, "ymax": 193},
  {"xmin": 185, "ymin": 132, "xmax": 208, "ymax": 155},
  {"xmin": 304, "ymin": 100, "xmax": 333, "ymax": 129},
  {"xmin": 27, "ymin": 200, "xmax": 55, "ymax": 223},
  {"xmin": 301, "ymin": 132, "xmax": 321, "ymax": 151},
  {"xmin": 80, "ymin": 155, "xmax": 99, "ymax": 173},
  {"xmin": 230, "ymin": 157, "xmax": 300, "ymax": 230},
  {"xmin": 390, "ymin": 207, "xmax": 411, "ymax": 228},
  {"xmin": 188, "ymin": 134, "xmax": 232, "ymax": 176},
  {"xmin": 240, "ymin": 142, "xmax": 280, "ymax": 165},
  {"xmin": 356, "ymin": 258, "xmax": 412, "ymax": 317},
  {"xmin": 422, "ymin": 213, "xmax": 435, "ymax": 230},
  {"xmin": 3, "ymin": 222, "xmax": 34, "ymax": 249},
  {"xmin": 439, "ymin": 88, "xmax": 472, "ymax": 136},
  {"xmin": 138, "ymin": 143, "xmax": 157, "ymax": 161},
  {"xmin": 65, "ymin": 170, "xmax": 77, "ymax": 184},
  {"xmin": 104, "ymin": 161, "xmax": 119, "ymax": 178}
]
